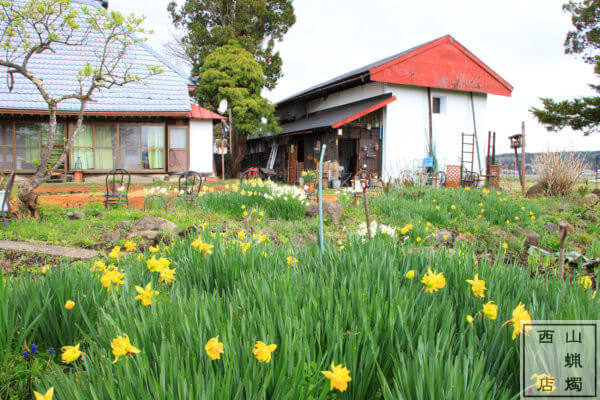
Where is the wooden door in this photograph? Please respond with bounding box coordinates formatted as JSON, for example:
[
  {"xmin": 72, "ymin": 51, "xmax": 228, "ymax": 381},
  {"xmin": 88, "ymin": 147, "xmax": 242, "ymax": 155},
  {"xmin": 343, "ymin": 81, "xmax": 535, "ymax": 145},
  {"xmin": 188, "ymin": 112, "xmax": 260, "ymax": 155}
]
[
  {"xmin": 288, "ymin": 143, "xmax": 297, "ymax": 184},
  {"xmin": 168, "ymin": 127, "xmax": 189, "ymax": 172}
]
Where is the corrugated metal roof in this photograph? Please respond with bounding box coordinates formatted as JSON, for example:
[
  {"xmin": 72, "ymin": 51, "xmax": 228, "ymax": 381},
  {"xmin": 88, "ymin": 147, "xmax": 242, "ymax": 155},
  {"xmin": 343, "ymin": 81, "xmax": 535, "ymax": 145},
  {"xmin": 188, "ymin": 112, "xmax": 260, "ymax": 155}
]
[
  {"xmin": 0, "ymin": 0, "xmax": 192, "ymax": 114},
  {"xmin": 190, "ymin": 104, "xmax": 226, "ymax": 120},
  {"xmin": 280, "ymin": 93, "xmax": 393, "ymax": 135},
  {"xmin": 277, "ymin": 37, "xmax": 442, "ymax": 105}
]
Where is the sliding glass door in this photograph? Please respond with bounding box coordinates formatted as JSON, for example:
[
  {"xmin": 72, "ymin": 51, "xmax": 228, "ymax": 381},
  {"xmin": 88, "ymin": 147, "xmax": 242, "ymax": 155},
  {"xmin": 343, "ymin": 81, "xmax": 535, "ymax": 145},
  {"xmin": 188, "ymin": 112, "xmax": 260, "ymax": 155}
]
[{"xmin": 168, "ymin": 126, "xmax": 188, "ymax": 171}]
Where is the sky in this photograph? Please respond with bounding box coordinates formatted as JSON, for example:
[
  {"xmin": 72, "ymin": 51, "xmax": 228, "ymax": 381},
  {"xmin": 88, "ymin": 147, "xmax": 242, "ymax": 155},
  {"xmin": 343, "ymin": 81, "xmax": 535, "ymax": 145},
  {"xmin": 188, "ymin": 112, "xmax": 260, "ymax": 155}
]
[{"xmin": 113, "ymin": 0, "xmax": 600, "ymax": 155}]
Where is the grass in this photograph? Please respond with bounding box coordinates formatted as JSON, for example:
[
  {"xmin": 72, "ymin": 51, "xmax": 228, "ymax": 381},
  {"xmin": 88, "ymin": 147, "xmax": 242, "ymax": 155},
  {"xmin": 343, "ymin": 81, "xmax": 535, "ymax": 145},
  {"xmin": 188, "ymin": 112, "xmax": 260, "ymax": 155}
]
[{"xmin": 1, "ymin": 232, "xmax": 599, "ymax": 399}]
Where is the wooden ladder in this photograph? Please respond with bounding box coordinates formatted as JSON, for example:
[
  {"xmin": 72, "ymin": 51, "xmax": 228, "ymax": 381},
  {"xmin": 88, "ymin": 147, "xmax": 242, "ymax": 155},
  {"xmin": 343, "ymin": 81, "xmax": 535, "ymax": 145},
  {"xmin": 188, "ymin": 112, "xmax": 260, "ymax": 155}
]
[
  {"xmin": 266, "ymin": 140, "xmax": 278, "ymax": 169},
  {"xmin": 46, "ymin": 135, "xmax": 67, "ymax": 182},
  {"xmin": 461, "ymin": 132, "xmax": 475, "ymax": 174}
]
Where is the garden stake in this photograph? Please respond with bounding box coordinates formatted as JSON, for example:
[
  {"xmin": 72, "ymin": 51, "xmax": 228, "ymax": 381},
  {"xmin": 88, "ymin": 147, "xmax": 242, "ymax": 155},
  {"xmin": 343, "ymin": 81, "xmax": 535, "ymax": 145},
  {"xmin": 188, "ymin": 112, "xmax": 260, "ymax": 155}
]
[
  {"xmin": 558, "ymin": 222, "xmax": 568, "ymax": 277},
  {"xmin": 361, "ymin": 179, "xmax": 372, "ymax": 239},
  {"xmin": 318, "ymin": 144, "xmax": 326, "ymax": 254}
]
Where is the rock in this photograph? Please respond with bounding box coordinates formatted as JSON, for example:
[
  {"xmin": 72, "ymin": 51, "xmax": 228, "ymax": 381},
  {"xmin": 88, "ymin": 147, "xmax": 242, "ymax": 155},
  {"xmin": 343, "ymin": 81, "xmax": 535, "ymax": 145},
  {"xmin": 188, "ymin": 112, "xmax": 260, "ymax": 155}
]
[
  {"xmin": 593, "ymin": 189, "xmax": 600, "ymax": 196},
  {"xmin": 305, "ymin": 201, "xmax": 344, "ymax": 223},
  {"xmin": 67, "ymin": 211, "xmax": 85, "ymax": 220},
  {"xmin": 127, "ymin": 230, "xmax": 160, "ymax": 241},
  {"xmin": 544, "ymin": 222, "xmax": 560, "ymax": 234},
  {"xmin": 177, "ymin": 225, "xmax": 198, "ymax": 238},
  {"xmin": 526, "ymin": 182, "xmax": 547, "ymax": 198},
  {"xmin": 522, "ymin": 228, "xmax": 540, "ymax": 248},
  {"xmin": 115, "ymin": 220, "xmax": 132, "ymax": 229},
  {"xmin": 133, "ymin": 216, "xmax": 176, "ymax": 232},
  {"xmin": 579, "ymin": 193, "xmax": 599, "ymax": 205},
  {"xmin": 434, "ymin": 230, "xmax": 454, "ymax": 246},
  {"xmin": 101, "ymin": 230, "xmax": 121, "ymax": 243}
]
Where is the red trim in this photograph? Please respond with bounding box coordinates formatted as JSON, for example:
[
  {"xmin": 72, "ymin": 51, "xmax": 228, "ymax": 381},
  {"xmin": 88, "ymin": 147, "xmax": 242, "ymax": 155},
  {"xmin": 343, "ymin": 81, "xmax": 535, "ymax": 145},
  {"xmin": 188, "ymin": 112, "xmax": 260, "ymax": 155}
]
[
  {"xmin": 369, "ymin": 35, "xmax": 513, "ymax": 97},
  {"xmin": 280, "ymin": 130, "xmax": 313, "ymax": 137},
  {"xmin": 332, "ymin": 96, "xmax": 397, "ymax": 129},
  {"xmin": 189, "ymin": 104, "xmax": 227, "ymax": 120},
  {"xmin": 0, "ymin": 109, "xmax": 189, "ymax": 117}
]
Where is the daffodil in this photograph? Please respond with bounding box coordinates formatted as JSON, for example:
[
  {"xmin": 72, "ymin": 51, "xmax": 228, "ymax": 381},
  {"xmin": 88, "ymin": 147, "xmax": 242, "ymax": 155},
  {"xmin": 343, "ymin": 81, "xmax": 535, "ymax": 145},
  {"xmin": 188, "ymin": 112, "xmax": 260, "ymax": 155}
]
[
  {"xmin": 321, "ymin": 362, "xmax": 352, "ymax": 392},
  {"xmin": 405, "ymin": 270, "xmax": 415, "ymax": 280},
  {"xmin": 286, "ymin": 255, "xmax": 298, "ymax": 268},
  {"xmin": 135, "ymin": 282, "xmax": 158, "ymax": 306},
  {"xmin": 159, "ymin": 267, "xmax": 176, "ymax": 284},
  {"xmin": 41, "ymin": 266, "xmax": 49, "ymax": 275},
  {"xmin": 33, "ymin": 387, "xmax": 54, "ymax": 400},
  {"xmin": 421, "ymin": 268, "xmax": 446, "ymax": 293},
  {"xmin": 124, "ymin": 240, "xmax": 136, "ymax": 252},
  {"xmin": 509, "ymin": 302, "xmax": 532, "ymax": 340},
  {"xmin": 108, "ymin": 246, "xmax": 121, "ymax": 260},
  {"xmin": 502, "ymin": 242, "xmax": 508, "ymax": 249},
  {"xmin": 252, "ymin": 341, "xmax": 277, "ymax": 363},
  {"xmin": 466, "ymin": 274, "xmax": 486, "ymax": 297},
  {"xmin": 466, "ymin": 315, "xmax": 474, "ymax": 324},
  {"xmin": 237, "ymin": 230, "xmax": 246, "ymax": 240},
  {"xmin": 148, "ymin": 245, "xmax": 159, "ymax": 253},
  {"xmin": 111, "ymin": 334, "xmax": 141, "ymax": 363},
  {"xmin": 205, "ymin": 336, "xmax": 224, "ymax": 360},
  {"xmin": 100, "ymin": 269, "xmax": 125, "ymax": 291},
  {"xmin": 482, "ymin": 301, "xmax": 498, "ymax": 320},
  {"xmin": 64, "ymin": 300, "xmax": 75, "ymax": 310},
  {"xmin": 581, "ymin": 276, "xmax": 593, "ymax": 290},
  {"xmin": 61, "ymin": 344, "xmax": 82, "ymax": 363}
]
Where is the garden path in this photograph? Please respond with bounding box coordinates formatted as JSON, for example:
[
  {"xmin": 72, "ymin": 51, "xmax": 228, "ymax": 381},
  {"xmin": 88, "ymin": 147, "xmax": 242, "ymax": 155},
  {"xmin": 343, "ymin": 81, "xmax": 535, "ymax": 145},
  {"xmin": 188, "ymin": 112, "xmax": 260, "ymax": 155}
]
[{"xmin": 0, "ymin": 240, "xmax": 98, "ymax": 259}]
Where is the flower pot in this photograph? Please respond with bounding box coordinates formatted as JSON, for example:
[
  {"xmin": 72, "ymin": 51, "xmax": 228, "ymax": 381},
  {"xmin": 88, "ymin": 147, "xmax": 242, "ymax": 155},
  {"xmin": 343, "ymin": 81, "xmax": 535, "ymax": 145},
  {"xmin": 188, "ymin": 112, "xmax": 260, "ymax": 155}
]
[
  {"xmin": 303, "ymin": 183, "xmax": 315, "ymax": 193},
  {"xmin": 73, "ymin": 170, "xmax": 83, "ymax": 183}
]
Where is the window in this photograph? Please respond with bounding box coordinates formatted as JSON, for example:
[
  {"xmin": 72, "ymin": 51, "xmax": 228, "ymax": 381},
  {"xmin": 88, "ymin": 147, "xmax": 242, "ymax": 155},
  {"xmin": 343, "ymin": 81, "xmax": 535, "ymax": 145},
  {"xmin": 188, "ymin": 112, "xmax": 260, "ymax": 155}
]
[
  {"xmin": 70, "ymin": 124, "xmax": 117, "ymax": 170},
  {"xmin": 119, "ymin": 124, "xmax": 165, "ymax": 170},
  {"xmin": 432, "ymin": 96, "xmax": 446, "ymax": 114},
  {"xmin": 0, "ymin": 122, "xmax": 12, "ymax": 170},
  {"xmin": 142, "ymin": 126, "xmax": 164, "ymax": 169}
]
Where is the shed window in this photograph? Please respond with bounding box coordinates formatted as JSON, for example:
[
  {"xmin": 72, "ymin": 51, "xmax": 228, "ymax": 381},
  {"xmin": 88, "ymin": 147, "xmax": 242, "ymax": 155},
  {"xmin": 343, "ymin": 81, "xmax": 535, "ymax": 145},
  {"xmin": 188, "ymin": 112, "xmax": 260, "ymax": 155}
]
[{"xmin": 432, "ymin": 97, "xmax": 441, "ymax": 114}]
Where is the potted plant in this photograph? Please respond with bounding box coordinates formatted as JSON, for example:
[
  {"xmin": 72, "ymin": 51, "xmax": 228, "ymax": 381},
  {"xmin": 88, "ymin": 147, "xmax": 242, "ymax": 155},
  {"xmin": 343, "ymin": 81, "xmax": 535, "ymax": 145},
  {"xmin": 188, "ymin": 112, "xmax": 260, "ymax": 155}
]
[{"xmin": 301, "ymin": 170, "xmax": 316, "ymax": 193}]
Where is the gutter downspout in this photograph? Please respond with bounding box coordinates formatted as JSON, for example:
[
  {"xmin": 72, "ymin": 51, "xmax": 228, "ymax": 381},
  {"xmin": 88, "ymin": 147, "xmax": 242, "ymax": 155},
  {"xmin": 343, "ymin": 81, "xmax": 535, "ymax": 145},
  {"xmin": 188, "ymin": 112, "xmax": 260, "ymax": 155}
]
[{"xmin": 427, "ymin": 88, "xmax": 433, "ymax": 157}]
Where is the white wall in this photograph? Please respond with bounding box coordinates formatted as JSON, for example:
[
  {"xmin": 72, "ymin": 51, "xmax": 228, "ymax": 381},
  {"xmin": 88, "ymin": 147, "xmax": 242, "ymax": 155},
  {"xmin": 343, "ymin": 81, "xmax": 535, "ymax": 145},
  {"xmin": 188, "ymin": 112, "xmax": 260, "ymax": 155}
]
[
  {"xmin": 383, "ymin": 84, "xmax": 488, "ymax": 180},
  {"xmin": 307, "ymin": 81, "xmax": 386, "ymax": 113},
  {"xmin": 189, "ymin": 120, "xmax": 215, "ymax": 174}
]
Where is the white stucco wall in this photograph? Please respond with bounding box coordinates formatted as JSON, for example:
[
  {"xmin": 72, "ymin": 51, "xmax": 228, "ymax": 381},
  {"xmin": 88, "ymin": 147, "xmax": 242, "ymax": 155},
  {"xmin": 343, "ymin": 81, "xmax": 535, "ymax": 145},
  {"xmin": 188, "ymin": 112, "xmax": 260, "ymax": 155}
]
[
  {"xmin": 382, "ymin": 84, "xmax": 488, "ymax": 180},
  {"xmin": 189, "ymin": 120, "xmax": 215, "ymax": 174},
  {"xmin": 307, "ymin": 81, "xmax": 386, "ymax": 113}
]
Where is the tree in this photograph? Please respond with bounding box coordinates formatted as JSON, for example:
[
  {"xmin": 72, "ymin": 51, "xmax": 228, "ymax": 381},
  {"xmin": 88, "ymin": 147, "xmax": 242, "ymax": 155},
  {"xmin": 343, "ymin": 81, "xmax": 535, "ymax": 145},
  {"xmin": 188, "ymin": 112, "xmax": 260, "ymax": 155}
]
[
  {"xmin": 531, "ymin": 0, "xmax": 600, "ymax": 135},
  {"xmin": 167, "ymin": 0, "xmax": 295, "ymax": 90},
  {"xmin": 196, "ymin": 40, "xmax": 279, "ymax": 176},
  {"xmin": 0, "ymin": 0, "xmax": 162, "ymax": 217}
]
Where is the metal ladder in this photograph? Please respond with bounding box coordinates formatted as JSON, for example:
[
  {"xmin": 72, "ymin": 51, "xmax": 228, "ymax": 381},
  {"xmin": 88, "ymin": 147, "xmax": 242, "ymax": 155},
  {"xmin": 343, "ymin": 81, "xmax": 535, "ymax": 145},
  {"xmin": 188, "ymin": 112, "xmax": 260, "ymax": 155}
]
[
  {"xmin": 461, "ymin": 132, "xmax": 475, "ymax": 174},
  {"xmin": 266, "ymin": 140, "xmax": 278, "ymax": 169}
]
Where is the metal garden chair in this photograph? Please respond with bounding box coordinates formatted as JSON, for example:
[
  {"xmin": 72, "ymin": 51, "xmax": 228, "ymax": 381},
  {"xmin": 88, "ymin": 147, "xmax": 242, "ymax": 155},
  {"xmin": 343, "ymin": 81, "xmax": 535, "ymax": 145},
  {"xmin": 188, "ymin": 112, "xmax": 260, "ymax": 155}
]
[
  {"xmin": 177, "ymin": 171, "xmax": 202, "ymax": 206},
  {"xmin": 1, "ymin": 172, "xmax": 15, "ymax": 228},
  {"xmin": 104, "ymin": 169, "xmax": 131, "ymax": 209}
]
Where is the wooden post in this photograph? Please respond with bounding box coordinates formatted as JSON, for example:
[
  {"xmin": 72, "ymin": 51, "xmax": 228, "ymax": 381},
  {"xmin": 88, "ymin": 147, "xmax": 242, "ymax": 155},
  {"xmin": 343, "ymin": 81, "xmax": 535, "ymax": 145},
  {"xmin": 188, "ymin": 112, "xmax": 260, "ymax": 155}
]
[
  {"xmin": 221, "ymin": 140, "xmax": 225, "ymax": 181},
  {"xmin": 361, "ymin": 179, "xmax": 372, "ymax": 239},
  {"xmin": 558, "ymin": 222, "xmax": 568, "ymax": 277},
  {"xmin": 520, "ymin": 121, "xmax": 526, "ymax": 195}
]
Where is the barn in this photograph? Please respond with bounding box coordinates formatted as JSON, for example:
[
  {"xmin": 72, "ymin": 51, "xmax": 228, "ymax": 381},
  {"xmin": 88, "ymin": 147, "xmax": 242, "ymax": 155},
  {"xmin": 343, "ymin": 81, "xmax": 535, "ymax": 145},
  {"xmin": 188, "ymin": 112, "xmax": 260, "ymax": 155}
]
[{"xmin": 247, "ymin": 35, "xmax": 513, "ymax": 184}]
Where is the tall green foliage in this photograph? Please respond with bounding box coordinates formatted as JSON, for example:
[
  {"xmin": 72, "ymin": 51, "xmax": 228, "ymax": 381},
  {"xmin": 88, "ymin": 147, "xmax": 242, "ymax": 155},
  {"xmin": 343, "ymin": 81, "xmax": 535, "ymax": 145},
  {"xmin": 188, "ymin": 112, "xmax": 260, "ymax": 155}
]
[
  {"xmin": 168, "ymin": 0, "xmax": 295, "ymax": 90},
  {"xmin": 531, "ymin": 0, "xmax": 600, "ymax": 135}
]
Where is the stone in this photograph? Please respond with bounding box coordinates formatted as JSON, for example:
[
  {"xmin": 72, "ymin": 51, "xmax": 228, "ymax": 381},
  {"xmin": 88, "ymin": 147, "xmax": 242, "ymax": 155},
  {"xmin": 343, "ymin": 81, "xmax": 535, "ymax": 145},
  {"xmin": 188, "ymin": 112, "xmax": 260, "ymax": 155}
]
[
  {"xmin": 593, "ymin": 189, "xmax": 600, "ymax": 196},
  {"xmin": 434, "ymin": 230, "xmax": 454, "ymax": 246},
  {"xmin": 115, "ymin": 220, "xmax": 132, "ymax": 229},
  {"xmin": 67, "ymin": 211, "xmax": 85, "ymax": 220},
  {"xmin": 100, "ymin": 230, "xmax": 121, "ymax": 243},
  {"xmin": 544, "ymin": 222, "xmax": 560, "ymax": 234},
  {"xmin": 522, "ymin": 228, "xmax": 541, "ymax": 248},
  {"xmin": 127, "ymin": 230, "xmax": 160, "ymax": 241},
  {"xmin": 133, "ymin": 216, "xmax": 176, "ymax": 232},
  {"xmin": 579, "ymin": 193, "xmax": 599, "ymax": 205},
  {"xmin": 177, "ymin": 225, "xmax": 198, "ymax": 238},
  {"xmin": 305, "ymin": 201, "xmax": 344, "ymax": 223},
  {"xmin": 526, "ymin": 182, "xmax": 546, "ymax": 198}
]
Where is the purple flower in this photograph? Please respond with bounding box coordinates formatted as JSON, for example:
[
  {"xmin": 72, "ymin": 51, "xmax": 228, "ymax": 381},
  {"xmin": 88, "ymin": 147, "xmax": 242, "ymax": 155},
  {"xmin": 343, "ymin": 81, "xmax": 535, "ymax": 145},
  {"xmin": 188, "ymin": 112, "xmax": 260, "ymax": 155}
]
[
  {"xmin": 48, "ymin": 346, "xmax": 54, "ymax": 355},
  {"xmin": 31, "ymin": 344, "xmax": 37, "ymax": 354},
  {"xmin": 23, "ymin": 351, "xmax": 28, "ymax": 359}
]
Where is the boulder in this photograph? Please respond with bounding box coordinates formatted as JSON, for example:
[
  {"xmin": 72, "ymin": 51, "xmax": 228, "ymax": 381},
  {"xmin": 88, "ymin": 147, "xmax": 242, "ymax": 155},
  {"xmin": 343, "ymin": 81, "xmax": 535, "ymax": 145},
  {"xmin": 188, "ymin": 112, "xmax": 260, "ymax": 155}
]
[
  {"xmin": 522, "ymin": 228, "xmax": 540, "ymax": 248},
  {"xmin": 67, "ymin": 211, "xmax": 85, "ymax": 220},
  {"xmin": 579, "ymin": 193, "xmax": 599, "ymax": 205},
  {"xmin": 305, "ymin": 201, "xmax": 344, "ymax": 223},
  {"xmin": 100, "ymin": 230, "xmax": 121, "ymax": 243},
  {"xmin": 133, "ymin": 216, "xmax": 176, "ymax": 232},
  {"xmin": 127, "ymin": 230, "xmax": 160, "ymax": 241},
  {"xmin": 434, "ymin": 230, "xmax": 454, "ymax": 246},
  {"xmin": 526, "ymin": 182, "xmax": 547, "ymax": 198},
  {"xmin": 115, "ymin": 220, "xmax": 132, "ymax": 230},
  {"xmin": 177, "ymin": 225, "xmax": 199, "ymax": 238}
]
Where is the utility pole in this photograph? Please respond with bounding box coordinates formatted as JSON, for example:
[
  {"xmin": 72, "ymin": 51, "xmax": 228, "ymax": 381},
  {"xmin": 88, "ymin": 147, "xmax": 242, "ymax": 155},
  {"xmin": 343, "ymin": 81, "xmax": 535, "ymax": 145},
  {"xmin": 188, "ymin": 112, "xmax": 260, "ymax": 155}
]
[{"xmin": 520, "ymin": 121, "xmax": 526, "ymax": 196}]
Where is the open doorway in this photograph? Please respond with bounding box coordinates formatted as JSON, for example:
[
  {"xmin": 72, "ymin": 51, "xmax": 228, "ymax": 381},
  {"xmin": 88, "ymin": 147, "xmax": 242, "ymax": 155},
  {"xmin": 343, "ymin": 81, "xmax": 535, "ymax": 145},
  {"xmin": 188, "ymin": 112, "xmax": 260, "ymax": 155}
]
[{"xmin": 339, "ymin": 138, "xmax": 357, "ymax": 184}]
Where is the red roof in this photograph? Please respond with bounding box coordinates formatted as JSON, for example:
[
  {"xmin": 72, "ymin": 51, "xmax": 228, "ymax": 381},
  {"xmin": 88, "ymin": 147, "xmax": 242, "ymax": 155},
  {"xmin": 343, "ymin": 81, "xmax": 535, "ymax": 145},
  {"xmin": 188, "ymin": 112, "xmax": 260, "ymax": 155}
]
[{"xmin": 190, "ymin": 104, "xmax": 226, "ymax": 120}]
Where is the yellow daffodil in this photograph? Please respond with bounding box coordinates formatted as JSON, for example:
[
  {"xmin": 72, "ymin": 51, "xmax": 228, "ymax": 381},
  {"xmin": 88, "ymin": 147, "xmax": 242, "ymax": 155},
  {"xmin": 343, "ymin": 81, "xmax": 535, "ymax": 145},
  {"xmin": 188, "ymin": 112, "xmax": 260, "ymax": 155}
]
[
  {"xmin": 159, "ymin": 267, "xmax": 176, "ymax": 284},
  {"xmin": 321, "ymin": 362, "xmax": 352, "ymax": 392},
  {"xmin": 482, "ymin": 301, "xmax": 498, "ymax": 320},
  {"xmin": 466, "ymin": 315, "xmax": 474, "ymax": 324},
  {"xmin": 111, "ymin": 334, "xmax": 141, "ymax": 364},
  {"xmin": 33, "ymin": 387, "xmax": 54, "ymax": 400},
  {"xmin": 451, "ymin": 205, "xmax": 456, "ymax": 210},
  {"xmin": 252, "ymin": 341, "xmax": 277, "ymax": 363},
  {"xmin": 466, "ymin": 274, "xmax": 487, "ymax": 298},
  {"xmin": 205, "ymin": 336, "xmax": 224, "ymax": 360},
  {"xmin": 509, "ymin": 303, "xmax": 532, "ymax": 340},
  {"xmin": 61, "ymin": 344, "xmax": 82, "ymax": 363},
  {"xmin": 100, "ymin": 269, "xmax": 125, "ymax": 291},
  {"xmin": 421, "ymin": 268, "xmax": 446, "ymax": 293},
  {"xmin": 581, "ymin": 276, "xmax": 593, "ymax": 290},
  {"xmin": 124, "ymin": 240, "xmax": 136, "ymax": 252},
  {"xmin": 262, "ymin": 251, "xmax": 268, "ymax": 258},
  {"xmin": 286, "ymin": 255, "xmax": 298, "ymax": 268},
  {"xmin": 502, "ymin": 242, "xmax": 508, "ymax": 249},
  {"xmin": 416, "ymin": 236, "xmax": 422, "ymax": 243},
  {"xmin": 148, "ymin": 245, "xmax": 159, "ymax": 253},
  {"xmin": 259, "ymin": 211, "xmax": 264, "ymax": 217},
  {"xmin": 405, "ymin": 270, "xmax": 415, "ymax": 280},
  {"xmin": 92, "ymin": 260, "xmax": 106, "ymax": 272},
  {"xmin": 64, "ymin": 300, "xmax": 75, "ymax": 310},
  {"xmin": 108, "ymin": 246, "xmax": 121, "ymax": 260},
  {"xmin": 41, "ymin": 266, "xmax": 49, "ymax": 275},
  {"xmin": 237, "ymin": 230, "xmax": 246, "ymax": 240},
  {"xmin": 400, "ymin": 224, "xmax": 413, "ymax": 235},
  {"xmin": 135, "ymin": 282, "xmax": 158, "ymax": 306},
  {"xmin": 243, "ymin": 211, "xmax": 249, "ymax": 217}
]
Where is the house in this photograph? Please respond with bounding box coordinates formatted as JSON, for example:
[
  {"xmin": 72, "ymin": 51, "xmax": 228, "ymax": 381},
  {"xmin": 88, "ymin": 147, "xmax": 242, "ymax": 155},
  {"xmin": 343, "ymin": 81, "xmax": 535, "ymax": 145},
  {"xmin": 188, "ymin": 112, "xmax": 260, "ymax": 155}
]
[
  {"xmin": 0, "ymin": 0, "xmax": 225, "ymax": 178},
  {"xmin": 248, "ymin": 35, "xmax": 512, "ymax": 184}
]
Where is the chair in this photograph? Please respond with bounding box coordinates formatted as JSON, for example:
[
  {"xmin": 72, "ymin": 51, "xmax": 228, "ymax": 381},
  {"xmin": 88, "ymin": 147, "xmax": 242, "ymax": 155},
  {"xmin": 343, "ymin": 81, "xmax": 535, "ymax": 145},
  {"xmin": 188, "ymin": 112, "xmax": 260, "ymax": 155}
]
[
  {"xmin": 104, "ymin": 169, "xmax": 131, "ymax": 209},
  {"xmin": 177, "ymin": 171, "xmax": 202, "ymax": 206},
  {"xmin": 1, "ymin": 172, "xmax": 15, "ymax": 228}
]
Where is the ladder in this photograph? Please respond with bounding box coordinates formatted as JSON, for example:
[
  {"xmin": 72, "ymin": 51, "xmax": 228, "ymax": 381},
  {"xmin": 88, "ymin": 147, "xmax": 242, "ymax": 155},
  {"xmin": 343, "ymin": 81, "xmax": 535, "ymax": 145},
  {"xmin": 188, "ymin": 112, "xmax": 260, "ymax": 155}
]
[
  {"xmin": 266, "ymin": 140, "xmax": 278, "ymax": 169},
  {"xmin": 461, "ymin": 132, "xmax": 475, "ymax": 174},
  {"xmin": 46, "ymin": 134, "xmax": 67, "ymax": 182}
]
